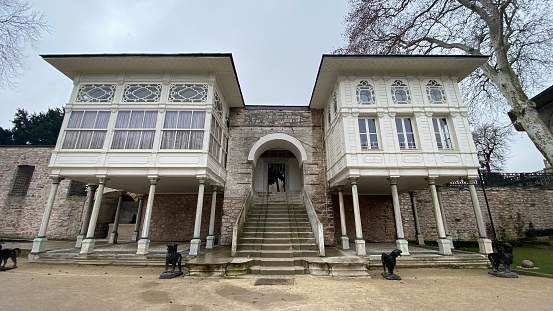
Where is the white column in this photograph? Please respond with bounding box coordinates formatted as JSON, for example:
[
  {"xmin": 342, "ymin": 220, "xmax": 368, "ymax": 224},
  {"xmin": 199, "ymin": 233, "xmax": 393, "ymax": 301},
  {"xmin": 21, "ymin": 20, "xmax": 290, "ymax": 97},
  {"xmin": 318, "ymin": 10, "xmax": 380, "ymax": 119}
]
[
  {"xmin": 390, "ymin": 177, "xmax": 409, "ymax": 255},
  {"xmin": 80, "ymin": 177, "xmax": 109, "ymax": 255},
  {"xmin": 338, "ymin": 187, "xmax": 350, "ymax": 250},
  {"xmin": 206, "ymin": 185, "xmax": 218, "ymax": 249},
  {"xmin": 409, "ymin": 192, "xmax": 425, "ymax": 245},
  {"xmin": 131, "ymin": 194, "xmax": 145, "ymax": 241},
  {"xmin": 31, "ymin": 176, "xmax": 64, "ymax": 254},
  {"xmin": 428, "ymin": 177, "xmax": 452, "ymax": 255},
  {"xmin": 109, "ymin": 191, "xmax": 125, "ymax": 244},
  {"xmin": 137, "ymin": 177, "xmax": 159, "ymax": 255},
  {"xmin": 437, "ymin": 186, "xmax": 454, "ymax": 249},
  {"xmin": 76, "ymin": 184, "xmax": 98, "ymax": 248},
  {"xmin": 350, "ymin": 177, "xmax": 366, "ymax": 256},
  {"xmin": 467, "ymin": 177, "xmax": 493, "ymax": 254},
  {"xmin": 189, "ymin": 177, "xmax": 206, "ymax": 256}
]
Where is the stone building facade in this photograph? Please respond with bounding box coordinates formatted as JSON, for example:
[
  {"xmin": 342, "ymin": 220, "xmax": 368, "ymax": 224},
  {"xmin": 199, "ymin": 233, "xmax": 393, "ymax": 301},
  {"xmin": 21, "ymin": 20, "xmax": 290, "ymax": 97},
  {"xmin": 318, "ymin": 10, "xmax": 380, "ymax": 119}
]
[{"xmin": 3, "ymin": 53, "xmax": 550, "ymax": 259}]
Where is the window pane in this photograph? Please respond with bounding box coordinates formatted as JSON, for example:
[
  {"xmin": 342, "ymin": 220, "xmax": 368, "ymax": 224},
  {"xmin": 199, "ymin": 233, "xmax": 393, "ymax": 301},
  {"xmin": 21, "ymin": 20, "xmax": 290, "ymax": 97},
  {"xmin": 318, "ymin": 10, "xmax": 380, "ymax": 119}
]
[
  {"xmin": 67, "ymin": 111, "xmax": 84, "ymax": 128},
  {"xmin": 369, "ymin": 134, "xmax": 378, "ymax": 148},
  {"xmin": 164, "ymin": 111, "xmax": 178, "ymax": 129},
  {"xmin": 76, "ymin": 131, "xmax": 93, "ymax": 149},
  {"xmin": 191, "ymin": 111, "xmax": 205, "ymax": 129},
  {"xmin": 115, "ymin": 111, "xmax": 131, "ymax": 128},
  {"xmin": 62, "ymin": 131, "xmax": 78, "ymax": 149},
  {"xmin": 129, "ymin": 111, "xmax": 145, "ymax": 128},
  {"xmin": 90, "ymin": 131, "xmax": 106, "ymax": 149},
  {"xmin": 432, "ymin": 119, "xmax": 440, "ymax": 132},
  {"xmin": 111, "ymin": 131, "xmax": 127, "ymax": 149},
  {"xmin": 176, "ymin": 130, "xmax": 191, "ymax": 149},
  {"xmin": 407, "ymin": 134, "xmax": 416, "ymax": 148},
  {"xmin": 81, "ymin": 111, "xmax": 97, "ymax": 128},
  {"xmin": 368, "ymin": 119, "xmax": 376, "ymax": 133},
  {"xmin": 125, "ymin": 131, "xmax": 141, "ymax": 149},
  {"xmin": 178, "ymin": 111, "xmax": 192, "ymax": 129},
  {"xmin": 189, "ymin": 131, "xmax": 204, "ymax": 149},
  {"xmin": 161, "ymin": 131, "xmax": 176, "ymax": 149},
  {"xmin": 360, "ymin": 134, "xmax": 368, "ymax": 149},
  {"xmin": 140, "ymin": 131, "xmax": 155, "ymax": 149},
  {"xmin": 143, "ymin": 111, "xmax": 158, "ymax": 128},
  {"xmin": 95, "ymin": 111, "xmax": 111, "ymax": 129},
  {"xmin": 395, "ymin": 119, "xmax": 403, "ymax": 133},
  {"xmin": 358, "ymin": 119, "xmax": 366, "ymax": 133},
  {"xmin": 404, "ymin": 118, "xmax": 413, "ymax": 132}
]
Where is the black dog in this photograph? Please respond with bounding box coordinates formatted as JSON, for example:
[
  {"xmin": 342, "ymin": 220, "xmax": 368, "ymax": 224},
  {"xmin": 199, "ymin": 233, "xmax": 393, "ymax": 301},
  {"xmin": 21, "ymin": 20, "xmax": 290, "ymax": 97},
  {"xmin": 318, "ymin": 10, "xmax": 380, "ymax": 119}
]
[
  {"xmin": 164, "ymin": 243, "xmax": 182, "ymax": 272},
  {"xmin": 0, "ymin": 244, "xmax": 21, "ymax": 268},
  {"xmin": 488, "ymin": 242, "xmax": 514, "ymax": 273},
  {"xmin": 381, "ymin": 249, "xmax": 402, "ymax": 276}
]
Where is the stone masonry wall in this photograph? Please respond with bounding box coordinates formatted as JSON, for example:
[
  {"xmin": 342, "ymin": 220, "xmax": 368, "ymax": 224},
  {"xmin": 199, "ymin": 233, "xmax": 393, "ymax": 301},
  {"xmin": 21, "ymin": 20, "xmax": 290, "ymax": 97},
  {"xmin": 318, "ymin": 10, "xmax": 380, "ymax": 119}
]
[
  {"xmin": 221, "ymin": 107, "xmax": 335, "ymax": 245},
  {"xmin": 332, "ymin": 187, "xmax": 553, "ymax": 244},
  {"xmin": 0, "ymin": 146, "xmax": 86, "ymax": 240}
]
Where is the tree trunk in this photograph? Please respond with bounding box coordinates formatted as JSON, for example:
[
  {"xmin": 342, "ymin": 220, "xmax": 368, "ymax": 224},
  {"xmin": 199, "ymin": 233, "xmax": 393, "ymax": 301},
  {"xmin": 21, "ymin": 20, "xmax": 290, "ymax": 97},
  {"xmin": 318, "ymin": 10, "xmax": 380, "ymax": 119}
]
[{"xmin": 510, "ymin": 102, "xmax": 553, "ymax": 166}]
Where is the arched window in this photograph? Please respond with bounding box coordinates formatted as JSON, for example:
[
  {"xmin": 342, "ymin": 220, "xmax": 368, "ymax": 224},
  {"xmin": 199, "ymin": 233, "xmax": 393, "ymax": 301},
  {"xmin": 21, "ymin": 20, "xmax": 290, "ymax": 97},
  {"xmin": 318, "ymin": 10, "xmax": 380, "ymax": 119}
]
[
  {"xmin": 391, "ymin": 80, "xmax": 411, "ymax": 104},
  {"xmin": 357, "ymin": 80, "xmax": 375, "ymax": 105},
  {"xmin": 426, "ymin": 80, "xmax": 446, "ymax": 104}
]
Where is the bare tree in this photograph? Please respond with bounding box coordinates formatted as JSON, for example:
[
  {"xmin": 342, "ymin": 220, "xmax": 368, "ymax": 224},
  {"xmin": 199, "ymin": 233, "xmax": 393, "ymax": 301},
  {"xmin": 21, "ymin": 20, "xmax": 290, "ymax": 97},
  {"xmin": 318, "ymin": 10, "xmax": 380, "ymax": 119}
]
[
  {"xmin": 0, "ymin": 0, "xmax": 49, "ymax": 88},
  {"xmin": 335, "ymin": 0, "xmax": 553, "ymax": 165},
  {"xmin": 472, "ymin": 122, "xmax": 513, "ymax": 173}
]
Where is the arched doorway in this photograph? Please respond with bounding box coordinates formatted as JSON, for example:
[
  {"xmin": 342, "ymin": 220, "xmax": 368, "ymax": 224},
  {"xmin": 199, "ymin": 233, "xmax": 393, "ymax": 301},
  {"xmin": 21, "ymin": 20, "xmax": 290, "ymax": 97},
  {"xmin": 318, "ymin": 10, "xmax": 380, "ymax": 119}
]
[{"xmin": 247, "ymin": 133, "xmax": 307, "ymax": 193}]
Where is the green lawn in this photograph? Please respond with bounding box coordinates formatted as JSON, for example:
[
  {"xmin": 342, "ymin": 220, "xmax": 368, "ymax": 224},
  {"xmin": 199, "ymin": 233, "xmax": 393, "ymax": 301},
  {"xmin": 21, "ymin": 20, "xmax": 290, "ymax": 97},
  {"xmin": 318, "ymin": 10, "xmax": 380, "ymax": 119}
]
[{"xmin": 458, "ymin": 245, "xmax": 553, "ymax": 275}]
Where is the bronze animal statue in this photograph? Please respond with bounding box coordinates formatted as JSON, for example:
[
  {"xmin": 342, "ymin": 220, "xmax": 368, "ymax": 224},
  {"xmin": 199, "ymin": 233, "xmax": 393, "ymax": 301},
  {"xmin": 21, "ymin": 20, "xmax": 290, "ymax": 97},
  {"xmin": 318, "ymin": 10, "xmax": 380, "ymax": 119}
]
[
  {"xmin": 381, "ymin": 249, "xmax": 402, "ymax": 279},
  {"xmin": 164, "ymin": 243, "xmax": 182, "ymax": 272},
  {"xmin": 488, "ymin": 242, "xmax": 514, "ymax": 273},
  {"xmin": 0, "ymin": 244, "xmax": 21, "ymax": 269}
]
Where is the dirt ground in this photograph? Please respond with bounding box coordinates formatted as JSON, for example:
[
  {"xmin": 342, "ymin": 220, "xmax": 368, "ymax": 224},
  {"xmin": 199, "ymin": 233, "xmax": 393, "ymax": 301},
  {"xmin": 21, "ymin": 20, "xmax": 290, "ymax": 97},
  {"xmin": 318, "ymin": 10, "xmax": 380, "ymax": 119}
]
[{"xmin": 1, "ymin": 256, "xmax": 553, "ymax": 311}]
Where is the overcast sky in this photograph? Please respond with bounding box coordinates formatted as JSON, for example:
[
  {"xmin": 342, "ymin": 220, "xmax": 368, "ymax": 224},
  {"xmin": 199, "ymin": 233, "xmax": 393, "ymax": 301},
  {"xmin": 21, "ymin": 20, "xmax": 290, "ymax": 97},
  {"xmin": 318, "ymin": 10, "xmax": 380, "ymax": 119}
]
[{"xmin": 0, "ymin": 0, "xmax": 547, "ymax": 172}]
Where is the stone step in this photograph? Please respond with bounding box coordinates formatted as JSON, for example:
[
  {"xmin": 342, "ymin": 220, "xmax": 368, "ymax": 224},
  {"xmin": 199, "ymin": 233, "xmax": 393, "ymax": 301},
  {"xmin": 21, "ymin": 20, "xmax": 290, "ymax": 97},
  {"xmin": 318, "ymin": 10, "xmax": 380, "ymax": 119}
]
[
  {"xmin": 249, "ymin": 265, "xmax": 306, "ymax": 275},
  {"xmin": 244, "ymin": 221, "xmax": 311, "ymax": 227},
  {"xmin": 239, "ymin": 237, "xmax": 315, "ymax": 244},
  {"xmin": 251, "ymin": 258, "xmax": 304, "ymax": 267},
  {"xmin": 242, "ymin": 226, "xmax": 313, "ymax": 232},
  {"xmin": 240, "ymin": 232, "xmax": 314, "ymax": 238},
  {"xmin": 237, "ymin": 243, "xmax": 319, "ymax": 251},
  {"xmin": 236, "ymin": 250, "xmax": 319, "ymax": 258}
]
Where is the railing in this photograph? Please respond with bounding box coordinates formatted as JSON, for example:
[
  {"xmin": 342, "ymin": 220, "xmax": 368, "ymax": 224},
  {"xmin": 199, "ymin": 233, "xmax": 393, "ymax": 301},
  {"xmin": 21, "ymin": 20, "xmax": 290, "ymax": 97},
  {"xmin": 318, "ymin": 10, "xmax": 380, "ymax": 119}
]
[
  {"xmin": 447, "ymin": 172, "xmax": 553, "ymax": 188},
  {"xmin": 231, "ymin": 189, "xmax": 253, "ymax": 256},
  {"xmin": 301, "ymin": 189, "xmax": 325, "ymax": 256}
]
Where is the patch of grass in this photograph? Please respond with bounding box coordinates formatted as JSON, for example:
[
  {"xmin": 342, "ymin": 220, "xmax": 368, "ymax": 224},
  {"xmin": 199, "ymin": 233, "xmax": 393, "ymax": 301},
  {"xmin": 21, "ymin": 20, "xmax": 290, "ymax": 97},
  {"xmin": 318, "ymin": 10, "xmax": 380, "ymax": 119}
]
[{"xmin": 457, "ymin": 245, "xmax": 553, "ymax": 275}]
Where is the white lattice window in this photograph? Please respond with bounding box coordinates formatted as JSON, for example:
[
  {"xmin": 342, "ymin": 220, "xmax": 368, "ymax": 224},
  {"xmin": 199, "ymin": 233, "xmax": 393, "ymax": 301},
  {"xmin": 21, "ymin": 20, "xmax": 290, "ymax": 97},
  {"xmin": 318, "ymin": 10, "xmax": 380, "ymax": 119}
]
[
  {"xmin": 111, "ymin": 110, "xmax": 157, "ymax": 149},
  {"xmin": 357, "ymin": 81, "xmax": 375, "ymax": 105},
  {"xmin": 395, "ymin": 117, "xmax": 416, "ymax": 149},
  {"xmin": 62, "ymin": 111, "xmax": 111, "ymax": 149},
  {"xmin": 76, "ymin": 84, "xmax": 116, "ymax": 102},
  {"xmin": 161, "ymin": 111, "xmax": 205, "ymax": 149},
  {"xmin": 358, "ymin": 118, "xmax": 379, "ymax": 149},
  {"xmin": 391, "ymin": 80, "xmax": 411, "ymax": 104},
  {"xmin": 122, "ymin": 84, "xmax": 162, "ymax": 102},
  {"xmin": 209, "ymin": 115, "xmax": 228, "ymax": 164},
  {"xmin": 213, "ymin": 91, "xmax": 224, "ymax": 120},
  {"xmin": 169, "ymin": 84, "xmax": 208, "ymax": 102},
  {"xmin": 426, "ymin": 80, "xmax": 446, "ymax": 104},
  {"xmin": 432, "ymin": 117, "xmax": 453, "ymax": 149}
]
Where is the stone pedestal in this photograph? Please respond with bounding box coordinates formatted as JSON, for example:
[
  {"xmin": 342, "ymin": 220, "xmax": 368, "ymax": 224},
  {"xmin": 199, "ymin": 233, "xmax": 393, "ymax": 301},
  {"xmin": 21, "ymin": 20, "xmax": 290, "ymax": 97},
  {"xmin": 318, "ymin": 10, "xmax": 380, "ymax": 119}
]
[
  {"xmin": 341, "ymin": 236, "xmax": 350, "ymax": 250},
  {"xmin": 396, "ymin": 239, "xmax": 410, "ymax": 255},
  {"xmin": 108, "ymin": 232, "xmax": 118, "ymax": 244},
  {"xmin": 189, "ymin": 238, "xmax": 201, "ymax": 256},
  {"xmin": 416, "ymin": 233, "xmax": 425, "ymax": 245},
  {"xmin": 206, "ymin": 235, "xmax": 215, "ymax": 249},
  {"xmin": 382, "ymin": 272, "xmax": 402, "ymax": 280},
  {"xmin": 31, "ymin": 237, "xmax": 48, "ymax": 254},
  {"xmin": 447, "ymin": 235, "xmax": 454, "ymax": 249},
  {"xmin": 488, "ymin": 270, "xmax": 518, "ymax": 278},
  {"xmin": 75, "ymin": 234, "xmax": 85, "ymax": 248},
  {"xmin": 80, "ymin": 238, "xmax": 96, "ymax": 255},
  {"xmin": 354, "ymin": 239, "xmax": 366, "ymax": 256},
  {"xmin": 437, "ymin": 238, "xmax": 452, "ymax": 255},
  {"xmin": 131, "ymin": 231, "xmax": 139, "ymax": 241},
  {"xmin": 160, "ymin": 271, "xmax": 183, "ymax": 279},
  {"xmin": 136, "ymin": 238, "xmax": 150, "ymax": 255},
  {"xmin": 478, "ymin": 238, "xmax": 493, "ymax": 254}
]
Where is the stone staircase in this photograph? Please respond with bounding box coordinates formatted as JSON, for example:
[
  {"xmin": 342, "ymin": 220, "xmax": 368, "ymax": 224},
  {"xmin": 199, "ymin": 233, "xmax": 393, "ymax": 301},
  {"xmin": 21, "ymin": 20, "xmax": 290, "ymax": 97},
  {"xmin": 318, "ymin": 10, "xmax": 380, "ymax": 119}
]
[{"xmin": 235, "ymin": 192, "xmax": 319, "ymax": 275}]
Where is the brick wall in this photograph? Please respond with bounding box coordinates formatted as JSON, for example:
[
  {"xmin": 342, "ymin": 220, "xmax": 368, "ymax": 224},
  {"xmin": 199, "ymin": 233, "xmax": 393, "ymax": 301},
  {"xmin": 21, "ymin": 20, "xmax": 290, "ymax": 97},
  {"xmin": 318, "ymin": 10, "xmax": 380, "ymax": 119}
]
[{"xmin": 221, "ymin": 107, "xmax": 335, "ymax": 245}]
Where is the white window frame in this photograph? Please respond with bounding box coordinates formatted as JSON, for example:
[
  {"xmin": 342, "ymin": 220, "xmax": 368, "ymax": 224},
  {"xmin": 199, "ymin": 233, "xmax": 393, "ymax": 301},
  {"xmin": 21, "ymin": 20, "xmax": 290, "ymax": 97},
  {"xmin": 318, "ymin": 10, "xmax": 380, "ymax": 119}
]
[
  {"xmin": 426, "ymin": 80, "xmax": 447, "ymax": 104},
  {"xmin": 432, "ymin": 117, "xmax": 453, "ymax": 149},
  {"xmin": 111, "ymin": 110, "xmax": 158, "ymax": 150},
  {"xmin": 395, "ymin": 117, "xmax": 417, "ymax": 149},
  {"xmin": 160, "ymin": 110, "xmax": 206, "ymax": 150},
  {"xmin": 357, "ymin": 80, "xmax": 375, "ymax": 105},
  {"xmin": 391, "ymin": 80, "xmax": 411, "ymax": 105},
  {"xmin": 358, "ymin": 118, "xmax": 379, "ymax": 150},
  {"xmin": 62, "ymin": 111, "xmax": 111, "ymax": 149}
]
